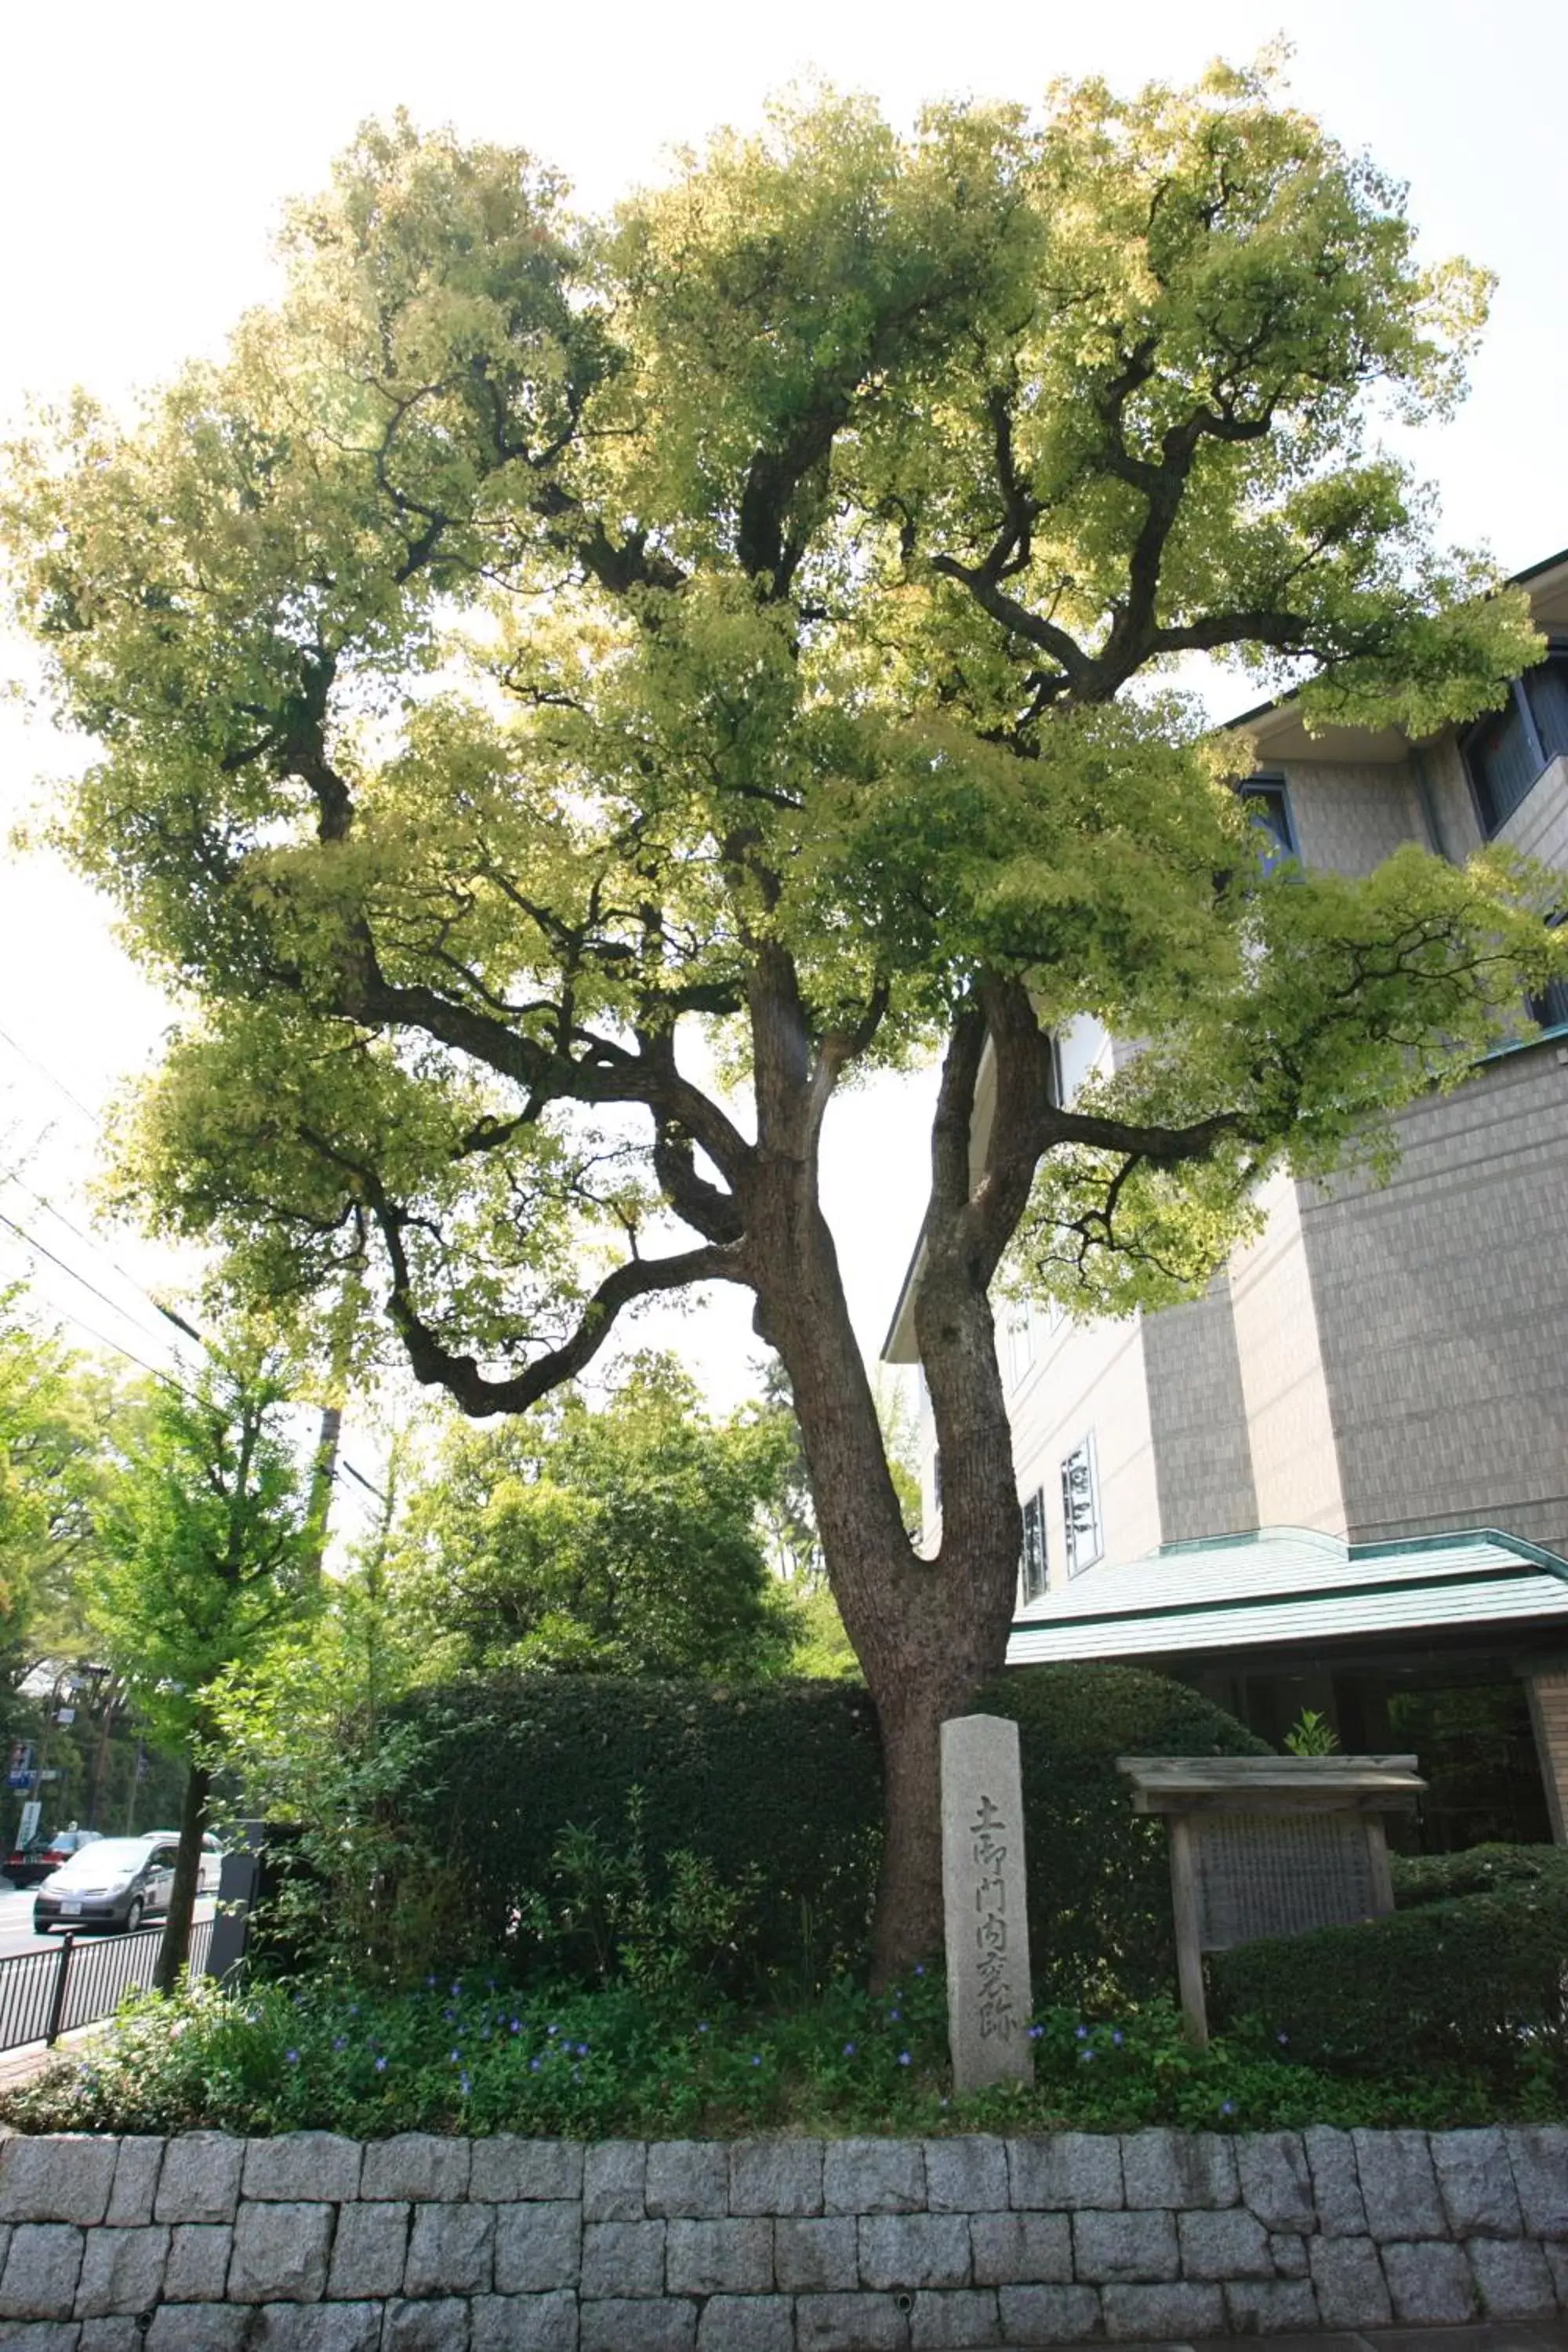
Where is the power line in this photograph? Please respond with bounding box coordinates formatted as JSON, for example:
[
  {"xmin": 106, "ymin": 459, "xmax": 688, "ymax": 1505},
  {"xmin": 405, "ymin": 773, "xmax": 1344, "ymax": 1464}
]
[
  {"xmin": 0, "ymin": 1204, "xmax": 186, "ymax": 1360},
  {"xmin": 22, "ymin": 1297, "xmax": 190, "ymax": 1396},
  {"xmin": 0, "ymin": 1025, "xmax": 99, "ymax": 1126},
  {"xmin": 0, "ymin": 1165, "xmax": 179, "ymax": 1326},
  {"xmin": 1, "ymin": 1049, "xmax": 391, "ymax": 1506},
  {"xmin": 6, "ymin": 1286, "xmax": 387, "ymax": 1509}
]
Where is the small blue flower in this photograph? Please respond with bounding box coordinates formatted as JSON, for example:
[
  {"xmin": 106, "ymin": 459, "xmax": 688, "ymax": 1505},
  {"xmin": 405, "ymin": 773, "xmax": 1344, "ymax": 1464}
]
[
  {"xmin": 751, "ymin": 2055, "xmax": 762, "ymax": 2068},
  {"xmin": 547, "ymin": 2024, "xmax": 558, "ymax": 2037},
  {"xmin": 510, "ymin": 2019, "xmax": 521, "ymax": 2034},
  {"xmin": 1080, "ymin": 2049, "xmax": 1095, "ymax": 2063},
  {"xmin": 898, "ymin": 2050, "xmax": 910, "ymax": 2067},
  {"xmin": 697, "ymin": 2021, "xmax": 710, "ymax": 2034},
  {"xmin": 576, "ymin": 2042, "xmax": 590, "ymax": 2057},
  {"xmin": 459, "ymin": 2073, "xmax": 471, "ymax": 2096},
  {"xmin": 1027, "ymin": 2025, "xmax": 1044, "ymax": 2040},
  {"xmin": 1220, "ymin": 2100, "xmax": 1235, "ymax": 2117},
  {"xmin": 332, "ymin": 2035, "xmax": 347, "ymax": 2053},
  {"xmin": 1276, "ymin": 2031, "xmax": 1289, "ymax": 2046},
  {"xmin": 375, "ymin": 2056, "xmax": 387, "ymax": 2074},
  {"xmin": 914, "ymin": 1963, "xmax": 926, "ymax": 1976},
  {"xmin": 843, "ymin": 2042, "xmax": 857, "ymax": 2057},
  {"xmin": 887, "ymin": 2008, "xmax": 902, "ymax": 2021},
  {"xmin": 530, "ymin": 2057, "xmax": 543, "ymax": 2073},
  {"xmin": 1111, "ymin": 2029, "xmax": 1123, "ymax": 2046},
  {"xmin": 285, "ymin": 2049, "xmax": 299, "ymax": 2065},
  {"xmin": 1074, "ymin": 2024, "xmax": 1087, "ymax": 2039}
]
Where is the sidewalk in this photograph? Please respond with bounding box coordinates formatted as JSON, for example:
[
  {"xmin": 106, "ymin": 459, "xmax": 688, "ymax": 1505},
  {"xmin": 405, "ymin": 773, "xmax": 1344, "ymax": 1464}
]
[{"xmin": 0, "ymin": 2019, "xmax": 103, "ymax": 2092}]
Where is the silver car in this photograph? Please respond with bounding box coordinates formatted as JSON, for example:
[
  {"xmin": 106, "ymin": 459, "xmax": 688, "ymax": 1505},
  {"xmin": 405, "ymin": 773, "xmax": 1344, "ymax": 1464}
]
[
  {"xmin": 136, "ymin": 1831, "xmax": 223, "ymax": 1895},
  {"xmin": 33, "ymin": 1837, "xmax": 179, "ymax": 1936}
]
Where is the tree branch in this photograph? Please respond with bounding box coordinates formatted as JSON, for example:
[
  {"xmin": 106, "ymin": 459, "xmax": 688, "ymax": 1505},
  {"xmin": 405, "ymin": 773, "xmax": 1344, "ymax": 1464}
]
[{"xmin": 376, "ymin": 1197, "xmax": 750, "ymax": 1417}]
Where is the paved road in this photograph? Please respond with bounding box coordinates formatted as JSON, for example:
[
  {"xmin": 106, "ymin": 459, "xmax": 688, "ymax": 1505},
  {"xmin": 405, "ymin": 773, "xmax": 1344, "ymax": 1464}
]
[{"xmin": 0, "ymin": 1883, "xmax": 214, "ymax": 1958}]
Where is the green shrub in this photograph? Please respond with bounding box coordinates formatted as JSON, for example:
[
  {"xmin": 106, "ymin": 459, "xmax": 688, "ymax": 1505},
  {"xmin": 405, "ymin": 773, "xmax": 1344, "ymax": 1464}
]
[
  {"xmin": 358, "ymin": 1664, "xmax": 1262, "ymax": 2001},
  {"xmin": 394, "ymin": 1675, "xmax": 884, "ymax": 1990},
  {"xmin": 1210, "ymin": 1881, "xmax": 1568, "ymax": 2086},
  {"xmin": 1392, "ymin": 1841, "xmax": 1568, "ymax": 1908}
]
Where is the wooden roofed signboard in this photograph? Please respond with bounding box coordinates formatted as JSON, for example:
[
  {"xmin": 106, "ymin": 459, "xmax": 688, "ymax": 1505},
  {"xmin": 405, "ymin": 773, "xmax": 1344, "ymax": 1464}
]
[{"xmin": 1117, "ymin": 1755, "xmax": 1427, "ymax": 2047}]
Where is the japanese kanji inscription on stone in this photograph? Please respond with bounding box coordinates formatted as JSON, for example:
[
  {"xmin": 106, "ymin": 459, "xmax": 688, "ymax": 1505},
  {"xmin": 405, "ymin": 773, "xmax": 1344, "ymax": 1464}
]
[{"xmin": 941, "ymin": 1711, "xmax": 1034, "ymax": 2094}]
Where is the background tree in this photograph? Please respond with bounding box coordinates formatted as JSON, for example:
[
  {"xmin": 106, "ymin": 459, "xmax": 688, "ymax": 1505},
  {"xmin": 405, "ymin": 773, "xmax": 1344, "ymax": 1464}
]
[
  {"xmin": 394, "ymin": 1352, "xmax": 802, "ymax": 1678},
  {"xmin": 0, "ymin": 1285, "xmax": 120, "ymax": 1671},
  {"xmin": 91, "ymin": 1345, "xmax": 318, "ymax": 1989},
  {"xmin": 5, "ymin": 64, "xmax": 1566, "ymax": 1974}
]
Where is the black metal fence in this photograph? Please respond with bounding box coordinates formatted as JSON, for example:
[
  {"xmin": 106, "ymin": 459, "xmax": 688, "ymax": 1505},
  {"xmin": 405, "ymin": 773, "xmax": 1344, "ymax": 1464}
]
[{"xmin": 0, "ymin": 1916, "xmax": 214, "ymax": 2053}]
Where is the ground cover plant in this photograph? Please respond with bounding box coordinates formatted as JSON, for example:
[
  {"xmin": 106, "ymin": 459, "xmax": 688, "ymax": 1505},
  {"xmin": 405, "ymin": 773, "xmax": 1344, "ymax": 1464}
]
[
  {"xmin": 8, "ymin": 1841, "xmax": 1564, "ymax": 2144},
  {"xmin": 5, "ymin": 1962, "xmax": 1562, "ymax": 2143}
]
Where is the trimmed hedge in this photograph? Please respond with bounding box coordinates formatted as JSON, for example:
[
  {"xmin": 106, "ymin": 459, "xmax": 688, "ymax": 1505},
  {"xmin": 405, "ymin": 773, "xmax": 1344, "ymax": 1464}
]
[
  {"xmin": 400, "ymin": 1676, "xmax": 884, "ymax": 1988},
  {"xmin": 1210, "ymin": 1878, "xmax": 1568, "ymax": 2084},
  {"xmin": 1392, "ymin": 1840, "xmax": 1568, "ymax": 1908},
  {"xmin": 389, "ymin": 1663, "xmax": 1265, "ymax": 1999}
]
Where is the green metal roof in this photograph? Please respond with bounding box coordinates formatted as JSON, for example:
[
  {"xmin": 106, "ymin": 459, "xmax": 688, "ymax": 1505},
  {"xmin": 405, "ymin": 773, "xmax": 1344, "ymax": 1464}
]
[{"xmin": 1007, "ymin": 1525, "xmax": 1568, "ymax": 1666}]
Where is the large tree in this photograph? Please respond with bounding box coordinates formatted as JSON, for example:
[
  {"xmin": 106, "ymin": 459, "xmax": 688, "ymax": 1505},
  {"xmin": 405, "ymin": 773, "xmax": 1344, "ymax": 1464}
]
[{"xmin": 5, "ymin": 65, "xmax": 1563, "ymax": 1975}]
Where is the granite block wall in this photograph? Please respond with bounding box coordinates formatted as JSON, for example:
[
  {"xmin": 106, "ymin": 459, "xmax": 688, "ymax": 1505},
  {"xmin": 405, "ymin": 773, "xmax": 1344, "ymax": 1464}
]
[{"xmin": 0, "ymin": 2124, "xmax": 1564, "ymax": 2348}]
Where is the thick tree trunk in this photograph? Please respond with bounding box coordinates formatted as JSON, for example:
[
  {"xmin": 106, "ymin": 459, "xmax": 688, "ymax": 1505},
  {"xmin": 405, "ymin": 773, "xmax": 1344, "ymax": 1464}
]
[
  {"xmin": 746, "ymin": 966, "xmax": 1025, "ymax": 1983},
  {"xmin": 154, "ymin": 1759, "xmax": 211, "ymax": 1995}
]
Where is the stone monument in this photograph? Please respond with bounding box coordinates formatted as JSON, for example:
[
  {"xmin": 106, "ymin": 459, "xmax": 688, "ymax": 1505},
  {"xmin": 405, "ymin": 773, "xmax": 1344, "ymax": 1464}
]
[{"xmin": 941, "ymin": 1711, "xmax": 1034, "ymax": 2094}]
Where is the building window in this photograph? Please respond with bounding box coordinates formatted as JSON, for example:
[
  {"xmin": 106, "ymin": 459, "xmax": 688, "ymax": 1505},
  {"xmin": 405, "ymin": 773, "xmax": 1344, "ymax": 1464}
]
[
  {"xmin": 1061, "ymin": 1433, "xmax": 1103, "ymax": 1577},
  {"xmin": 1019, "ymin": 1487, "xmax": 1048, "ymax": 1604},
  {"xmin": 1240, "ymin": 777, "xmax": 1298, "ymax": 874},
  {"xmin": 1463, "ymin": 651, "xmax": 1568, "ymax": 835}
]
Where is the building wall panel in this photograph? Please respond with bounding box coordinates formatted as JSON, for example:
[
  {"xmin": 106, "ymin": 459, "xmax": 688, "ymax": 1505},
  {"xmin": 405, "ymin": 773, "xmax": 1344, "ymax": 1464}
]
[
  {"xmin": 1141, "ymin": 1280, "xmax": 1259, "ymax": 1544},
  {"xmin": 1304, "ymin": 1044, "xmax": 1568, "ymax": 1556},
  {"xmin": 1230, "ymin": 1171, "xmax": 1348, "ymax": 1536}
]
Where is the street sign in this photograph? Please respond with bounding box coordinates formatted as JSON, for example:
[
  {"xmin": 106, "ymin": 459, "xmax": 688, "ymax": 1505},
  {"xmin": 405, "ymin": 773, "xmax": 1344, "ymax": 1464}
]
[
  {"xmin": 16, "ymin": 1799, "xmax": 41, "ymax": 1848},
  {"xmin": 5, "ymin": 1741, "xmax": 34, "ymax": 1791}
]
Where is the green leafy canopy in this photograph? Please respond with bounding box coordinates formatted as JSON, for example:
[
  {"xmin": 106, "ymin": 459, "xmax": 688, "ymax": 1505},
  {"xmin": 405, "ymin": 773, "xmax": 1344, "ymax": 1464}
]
[
  {"xmin": 89, "ymin": 1348, "xmax": 321, "ymax": 1748},
  {"xmin": 1, "ymin": 57, "xmax": 1560, "ymax": 1375},
  {"xmin": 390, "ymin": 1352, "xmax": 805, "ymax": 1679}
]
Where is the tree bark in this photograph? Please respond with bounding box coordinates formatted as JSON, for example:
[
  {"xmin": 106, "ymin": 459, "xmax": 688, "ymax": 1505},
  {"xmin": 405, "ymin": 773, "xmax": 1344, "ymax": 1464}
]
[
  {"xmin": 154, "ymin": 1759, "xmax": 211, "ymax": 1995},
  {"xmin": 744, "ymin": 958, "xmax": 1027, "ymax": 1983}
]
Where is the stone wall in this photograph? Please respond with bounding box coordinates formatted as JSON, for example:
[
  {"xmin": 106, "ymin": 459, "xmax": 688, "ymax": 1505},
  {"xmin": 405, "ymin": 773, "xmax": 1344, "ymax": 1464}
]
[{"xmin": 0, "ymin": 2124, "xmax": 1565, "ymax": 2349}]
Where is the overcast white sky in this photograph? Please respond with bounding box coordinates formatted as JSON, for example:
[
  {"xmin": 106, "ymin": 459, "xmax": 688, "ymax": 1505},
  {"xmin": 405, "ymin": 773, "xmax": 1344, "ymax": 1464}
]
[{"xmin": 2, "ymin": 0, "xmax": 1565, "ymax": 1491}]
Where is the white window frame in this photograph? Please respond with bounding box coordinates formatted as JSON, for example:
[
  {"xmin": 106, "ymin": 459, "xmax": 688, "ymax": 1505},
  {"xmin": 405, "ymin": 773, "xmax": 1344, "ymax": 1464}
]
[
  {"xmin": 1018, "ymin": 1486, "xmax": 1048, "ymax": 1605},
  {"xmin": 1060, "ymin": 1432, "xmax": 1103, "ymax": 1578}
]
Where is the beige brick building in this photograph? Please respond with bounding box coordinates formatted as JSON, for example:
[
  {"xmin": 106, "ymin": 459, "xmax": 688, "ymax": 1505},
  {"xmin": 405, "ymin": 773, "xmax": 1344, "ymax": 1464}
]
[{"xmin": 884, "ymin": 546, "xmax": 1568, "ymax": 1846}]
